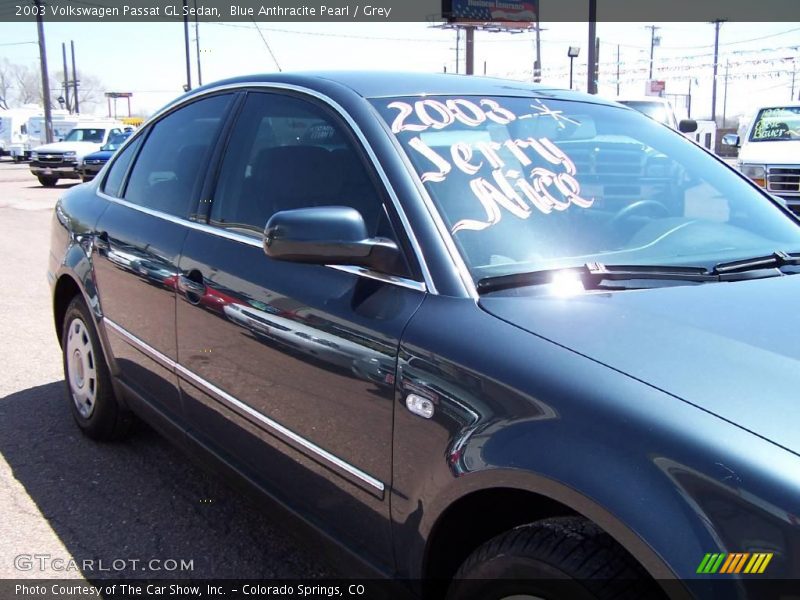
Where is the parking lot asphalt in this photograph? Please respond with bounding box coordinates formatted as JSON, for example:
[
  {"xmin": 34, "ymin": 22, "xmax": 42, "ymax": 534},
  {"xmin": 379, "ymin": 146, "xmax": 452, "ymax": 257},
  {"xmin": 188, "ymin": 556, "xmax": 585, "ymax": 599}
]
[{"xmin": 0, "ymin": 159, "xmax": 333, "ymax": 580}]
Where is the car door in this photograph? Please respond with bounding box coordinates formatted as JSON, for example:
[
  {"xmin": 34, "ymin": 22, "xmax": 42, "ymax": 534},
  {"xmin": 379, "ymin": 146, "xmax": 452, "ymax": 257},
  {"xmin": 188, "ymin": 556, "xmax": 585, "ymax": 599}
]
[
  {"xmin": 92, "ymin": 93, "xmax": 234, "ymax": 424},
  {"xmin": 175, "ymin": 89, "xmax": 427, "ymax": 569}
]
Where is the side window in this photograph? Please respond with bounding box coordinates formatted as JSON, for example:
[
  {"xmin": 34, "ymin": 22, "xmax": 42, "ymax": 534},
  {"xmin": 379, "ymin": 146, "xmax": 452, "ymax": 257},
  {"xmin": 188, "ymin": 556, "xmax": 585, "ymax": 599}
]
[
  {"xmin": 209, "ymin": 92, "xmax": 386, "ymax": 238},
  {"xmin": 102, "ymin": 134, "xmax": 144, "ymax": 198},
  {"xmin": 124, "ymin": 94, "xmax": 232, "ymax": 218}
]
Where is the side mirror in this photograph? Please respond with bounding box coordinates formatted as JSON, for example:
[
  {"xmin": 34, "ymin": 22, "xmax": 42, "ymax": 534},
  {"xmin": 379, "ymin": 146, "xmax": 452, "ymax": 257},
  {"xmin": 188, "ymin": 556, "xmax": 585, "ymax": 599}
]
[
  {"xmin": 721, "ymin": 133, "xmax": 740, "ymax": 147},
  {"xmin": 678, "ymin": 119, "xmax": 698, "ymax": 133},
  {"xmin": 263, "ymin": 206, "xmax": 400, "ymax": 273}
]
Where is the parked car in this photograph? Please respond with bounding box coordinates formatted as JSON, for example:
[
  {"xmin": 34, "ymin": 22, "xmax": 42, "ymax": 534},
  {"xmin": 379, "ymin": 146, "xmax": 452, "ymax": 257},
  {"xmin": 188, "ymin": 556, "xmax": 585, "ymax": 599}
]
[
  {"xmin": 78, "ymin": 130, "xmax": 132, "ymax": 182},
  {"xmin": 50, "ymin": 72, "xmax": 800, "ymax": 599},
  {"xmin": 30, "ymin": 120, "xmax": 125, "ymax": 186},
  {"xmin": 723, "ymin": 102, "xmax": 800, "ymax": 213}
]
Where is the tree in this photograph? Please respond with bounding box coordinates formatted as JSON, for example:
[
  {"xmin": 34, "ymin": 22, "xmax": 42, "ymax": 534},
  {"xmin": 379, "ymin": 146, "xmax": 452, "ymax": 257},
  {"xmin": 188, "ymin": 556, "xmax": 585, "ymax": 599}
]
[
  {"xmin": 0, "ymin": 59, "xmax": 12, "ymax": 109},
  {"xmin": 0, "ymin": 60, "xmax": 104, "ymax": 113},
  {"xmin": 12, "ymin": 63, "xmax": 40, "ymax": 105}
]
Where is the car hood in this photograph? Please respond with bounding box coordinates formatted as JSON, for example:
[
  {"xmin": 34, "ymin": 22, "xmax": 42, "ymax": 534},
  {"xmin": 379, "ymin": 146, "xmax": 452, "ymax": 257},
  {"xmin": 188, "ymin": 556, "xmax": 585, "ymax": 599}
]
[
  {"xmin": 82, "ymin": 150, "xmax": 113, "ymax": 161},
  {"xmin": 480, "ymin": 274, "xmax": 800, "ymax": 455},
  {"xmin": 739, "ymin": 140, "xmax": 800, "ymax": 165},
  {"xmin": 34, "ymin": 141, "xmax": 100, "ymax": 156}
]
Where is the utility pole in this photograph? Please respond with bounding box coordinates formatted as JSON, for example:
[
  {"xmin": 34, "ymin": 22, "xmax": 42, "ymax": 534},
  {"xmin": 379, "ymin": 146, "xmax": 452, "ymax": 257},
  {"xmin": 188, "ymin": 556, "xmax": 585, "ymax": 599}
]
[
  {"xmin": 710, "ymin": 19, "xmax": 725, "ymax": 124},
  {"xmin": 70, "ymin": 40, "xmax": 79, "ymax": 114},
  {"xmin": 194, "ymin": 0, "xmax": 202, "ymax": 86},
  {"xmin": 722, "ymin": 59, "xmax": 729, "ymax": 128},
  {"xmin": 465, "ymin": 27, "xmax": 474, "ymax": 75},
  {"xmin": 183, "ymin": 0, "xmax": 192, "ymax": 91},
  {"xmin": 791, "ymin": 58, "xmax": 796, "ymax": 101},
  {"xmin": 616, "ymin": 44, "xmax": 621, "ymax": 96},
  {"xmin": 455, "ymin": 28, "xmax": 460, "ymax": 74},
  {"xmin": 34, "ymin": 0, "xmax": 53, "ymax": 143},
  {"xmin": 646, "ymin": 25, "xmax": 660, "ymax": 80},
  {"xmin": 587, "ymin": 0, "xmax": 597, "ymax": 94},
  {"xmin": 533, "ymin": 13, "xmax": 542, "ymax": 82},
  {"xmin": 594, "ymin": 36, "xmax": 600, "ymax": 93},
  {"xmin": 61, "ymin": 43, "xmax": 71, "ymax": 112},
  {"xmin": 688, "ymin": 77, "xmax": 693, "ymax": 118}
]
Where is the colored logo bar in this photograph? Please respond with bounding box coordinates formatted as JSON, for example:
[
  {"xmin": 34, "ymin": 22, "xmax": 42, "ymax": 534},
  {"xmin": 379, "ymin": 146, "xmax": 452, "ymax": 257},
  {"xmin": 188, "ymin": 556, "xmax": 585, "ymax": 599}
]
[{"xmin": 697, "ymin": 553, "xmax": 773, "ymax": 574}]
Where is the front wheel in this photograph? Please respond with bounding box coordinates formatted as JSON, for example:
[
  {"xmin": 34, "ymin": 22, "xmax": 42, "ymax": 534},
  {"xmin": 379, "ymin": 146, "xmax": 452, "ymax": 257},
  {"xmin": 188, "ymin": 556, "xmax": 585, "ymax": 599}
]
[
  {"xmin": 38, "ymin": 175, "xmax": 58, "ymax": 187},
  {"xmin": 447, "ymin": 517, "xmax": 664, "ymax": 600},
  {"xmin": 62, "ymin": 296, "xmax": 133, "ymax": 441}
]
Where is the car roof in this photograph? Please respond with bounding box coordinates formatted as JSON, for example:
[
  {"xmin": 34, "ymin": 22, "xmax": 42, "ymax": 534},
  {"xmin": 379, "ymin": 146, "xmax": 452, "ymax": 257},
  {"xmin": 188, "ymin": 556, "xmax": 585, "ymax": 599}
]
[{"xmin": 186, "ymin": 70, "xmax": 618, "ymax": 106}]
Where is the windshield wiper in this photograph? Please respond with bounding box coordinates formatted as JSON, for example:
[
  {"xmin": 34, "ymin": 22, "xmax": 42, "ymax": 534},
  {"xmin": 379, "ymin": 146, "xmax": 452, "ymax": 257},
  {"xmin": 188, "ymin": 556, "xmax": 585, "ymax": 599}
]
[
  {"xmin": 477, "ymin": 262, "xmax": 716, "ymax": 294},
  {"xmin": 478, "ymin": 252, "xmax": 800, "ymax": 295},
  {"xmin": 712, "ymin": 251, "xmax": 800, "ymax": 275}
]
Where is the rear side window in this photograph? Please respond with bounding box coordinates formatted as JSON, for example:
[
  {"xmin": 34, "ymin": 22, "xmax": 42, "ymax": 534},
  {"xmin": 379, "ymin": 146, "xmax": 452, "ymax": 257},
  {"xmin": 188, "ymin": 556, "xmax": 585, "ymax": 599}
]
[
  {"xmin": 102, "ymin": 134, "xmax": 144, "ymax": 198},
  {"xmin": 124, "ymin": 94, "xmax": 232, "ymax": 218},
  {"xmin": 209, "ymin": 92, "xmax": 385, "ymax": 237}
]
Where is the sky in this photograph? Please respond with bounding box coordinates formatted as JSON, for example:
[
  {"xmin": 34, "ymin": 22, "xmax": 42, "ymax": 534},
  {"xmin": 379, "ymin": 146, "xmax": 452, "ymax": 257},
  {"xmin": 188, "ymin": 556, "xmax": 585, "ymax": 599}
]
[{"xmin": 0, "ymin": 19, "xmax": 798, "ymax": 126}]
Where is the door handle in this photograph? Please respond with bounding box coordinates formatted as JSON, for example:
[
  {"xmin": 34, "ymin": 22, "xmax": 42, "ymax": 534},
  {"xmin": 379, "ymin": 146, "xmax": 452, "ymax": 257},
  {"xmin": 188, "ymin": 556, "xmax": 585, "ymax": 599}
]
[
  {"xmin": 94, "ymin": 231, "xmax": 109, "ymax": 251},
  {"xmin": 178, "ymin": 273, "xmax": 206, "ymax": 296}
]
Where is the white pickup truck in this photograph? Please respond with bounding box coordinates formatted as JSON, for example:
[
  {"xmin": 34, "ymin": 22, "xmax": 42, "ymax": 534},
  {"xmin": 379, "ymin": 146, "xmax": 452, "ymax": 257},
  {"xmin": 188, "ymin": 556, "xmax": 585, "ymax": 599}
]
[
  {"xmin": 30, "ymin": 120, "xmax": 125, "ymax": 186},
  {"xmin": 616, "ymin": 97, "xmax": 680, "ymax": 130},
  {"xmin": 723, "ymin": 102, "xmax": 800, "ymax": 212}
]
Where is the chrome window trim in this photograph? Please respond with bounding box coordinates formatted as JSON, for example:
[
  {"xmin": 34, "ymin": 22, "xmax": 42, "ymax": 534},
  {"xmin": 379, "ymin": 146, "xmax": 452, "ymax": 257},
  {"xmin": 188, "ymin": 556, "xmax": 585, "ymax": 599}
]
[
  {"xmin": 328, "ymin": 264, "xmax": 426, "ymax": 292},
  {"xmin": 103, "ymin": 317, "xmax": 385, "ymax": 494},
  {"xmin": 368, "ymin": 103, "xmax": 479, "ymax": 299},
  {"xmin": 100, "ymin": 81, "xmax": 435, "ymax": 293}
]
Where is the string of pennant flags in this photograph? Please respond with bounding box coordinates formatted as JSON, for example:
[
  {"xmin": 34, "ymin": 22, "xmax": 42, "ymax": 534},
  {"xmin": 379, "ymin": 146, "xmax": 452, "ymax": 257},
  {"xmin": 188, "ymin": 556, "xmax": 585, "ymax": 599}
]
[{"xmin": 538, "ymin": 45, "xmax": 800, "ymax": 75}]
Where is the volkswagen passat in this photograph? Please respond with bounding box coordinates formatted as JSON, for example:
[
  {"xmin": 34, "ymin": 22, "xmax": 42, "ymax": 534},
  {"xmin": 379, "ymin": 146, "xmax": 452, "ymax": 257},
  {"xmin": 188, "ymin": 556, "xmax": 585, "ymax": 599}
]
[{"xmin": 49, "ymin": 72, "xmax": 800, "ymax": 600}]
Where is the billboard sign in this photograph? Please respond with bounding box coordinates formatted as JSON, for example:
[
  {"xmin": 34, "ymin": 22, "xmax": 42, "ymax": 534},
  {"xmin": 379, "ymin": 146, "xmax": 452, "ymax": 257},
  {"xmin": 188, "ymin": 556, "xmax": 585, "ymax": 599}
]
[{"xmin": 444, "ymin": 0, "xmax": 538, "ymax": 23}]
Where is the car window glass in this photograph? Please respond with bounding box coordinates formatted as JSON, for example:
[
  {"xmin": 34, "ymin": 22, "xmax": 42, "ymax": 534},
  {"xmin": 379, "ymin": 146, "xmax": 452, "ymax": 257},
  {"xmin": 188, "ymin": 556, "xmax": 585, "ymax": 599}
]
[
  {"xmin": 373, "ymin": 96, "xmax": 800, "ymax": 280},
  {"xmin": 102, "ymin": 134, "xmax": 144, "ymax": 198},
  {"xmin": 209, "ymin": 92, "xmax": 387, "ymax": 238},
  {"xmin": 64, "ymin": 128, "xmax": 106, "ymax": 143},
  {"xmin": 124, "ymin": 94, "xmax": 232, "ymax": 218}
]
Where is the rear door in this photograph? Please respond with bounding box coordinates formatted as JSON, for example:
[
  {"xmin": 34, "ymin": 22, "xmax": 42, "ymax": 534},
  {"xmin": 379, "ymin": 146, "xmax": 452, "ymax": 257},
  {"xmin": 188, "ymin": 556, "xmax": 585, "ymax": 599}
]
[
  {"xmin": 175, "ymin": 89, "xmax": 427, "ymax": 569},
  {"xmin": 93, "ymin": 93, "xmax": 234, "ymax": 423}
]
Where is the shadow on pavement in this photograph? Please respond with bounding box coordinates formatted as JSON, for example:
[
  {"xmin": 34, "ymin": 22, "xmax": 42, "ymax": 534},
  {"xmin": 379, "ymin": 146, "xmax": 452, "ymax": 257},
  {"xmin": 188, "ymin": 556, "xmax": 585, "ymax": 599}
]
[
  {"xmin": 24, "ymin": 183, "xmax": 80, "ymax": 190},
  {"xmin": 0, "ymin": 381, "xmax": 333, "ymax": 579}
]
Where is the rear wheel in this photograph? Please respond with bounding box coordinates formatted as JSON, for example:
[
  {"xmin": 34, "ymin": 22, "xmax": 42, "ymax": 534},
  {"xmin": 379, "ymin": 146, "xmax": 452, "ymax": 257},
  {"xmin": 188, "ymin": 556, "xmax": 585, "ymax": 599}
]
[
  {"xmin": 38, "ymin": 175, "xmax": 58, "ymax": 187},
  {"xmin": 62, "ymin": 296, "xmax": 133, "ymax": 441},
  {"xmin": 447, "ymin": 517, "xmax": 663, "ymax": 600}
]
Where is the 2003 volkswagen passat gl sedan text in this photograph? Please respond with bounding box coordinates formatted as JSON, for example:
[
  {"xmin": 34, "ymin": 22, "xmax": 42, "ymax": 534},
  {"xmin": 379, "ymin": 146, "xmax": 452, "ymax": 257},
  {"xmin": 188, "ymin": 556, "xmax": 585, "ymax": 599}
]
[{"xmin": 49, "ymin": 72, "xmax": 800, "ymax": 600}]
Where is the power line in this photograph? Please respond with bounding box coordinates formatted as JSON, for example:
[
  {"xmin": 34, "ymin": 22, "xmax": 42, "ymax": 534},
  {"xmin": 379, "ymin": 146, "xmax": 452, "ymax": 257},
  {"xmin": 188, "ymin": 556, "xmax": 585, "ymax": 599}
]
[
  {"xmin": 659, "ymin": 26, "xmax": 800, "ymax": 50},
  {"xmin": 249, "ymin": 19, "xmax": 281, "ymax": 72}
]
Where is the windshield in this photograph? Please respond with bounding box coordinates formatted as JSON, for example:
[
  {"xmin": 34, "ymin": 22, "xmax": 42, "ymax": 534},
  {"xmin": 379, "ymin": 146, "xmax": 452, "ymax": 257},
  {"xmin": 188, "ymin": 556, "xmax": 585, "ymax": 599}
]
[
  {"xmin": 617, "ymin": 100, "xmax": 673, "ymax": 127},
  {"xmin": 372, "ymin": 95, "xmax": 800, "ymax": 282},
  {"xmin": 748, "ymin": 106, "xmax": 800, "ymax": 142},
  {"xmin": 101, "ymin": 132, "xmax": 131, "ymax": 151},
  {"xmin": 63, "ymin": 128, "xmax": 106, "ymax": 143}
]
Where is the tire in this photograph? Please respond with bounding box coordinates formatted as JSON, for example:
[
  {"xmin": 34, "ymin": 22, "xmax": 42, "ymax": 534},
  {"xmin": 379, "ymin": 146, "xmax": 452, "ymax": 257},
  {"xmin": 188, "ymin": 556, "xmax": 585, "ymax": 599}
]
[
  {"xmin": 62, "ymin": 296, "xmax": 133, "ymax": 441},
  {"xmin": 38, "ymin": 175, "xmax": 58, "ymax": 187},
  {"xmin": 447, "ymin": 517, "xmax": 664, "ymax": 600}
]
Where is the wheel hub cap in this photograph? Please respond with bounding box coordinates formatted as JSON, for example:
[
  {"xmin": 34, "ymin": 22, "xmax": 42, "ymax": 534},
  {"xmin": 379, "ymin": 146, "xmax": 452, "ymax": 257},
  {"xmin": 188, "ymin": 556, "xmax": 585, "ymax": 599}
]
[{"xmin": 66, "ymin": 317, "xmax": 97, "ymax": 419}]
